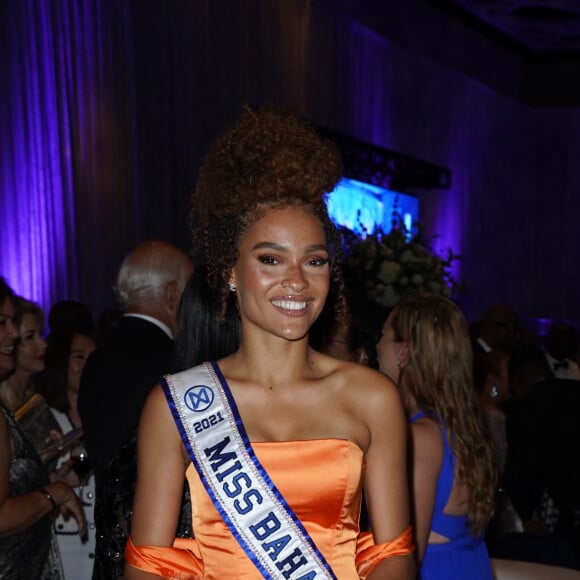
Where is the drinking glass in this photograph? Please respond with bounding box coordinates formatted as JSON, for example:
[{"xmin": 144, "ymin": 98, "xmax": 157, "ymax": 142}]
[{"xmin": 70, "ymin": 443, "xmax": 92, "ymax": 500}]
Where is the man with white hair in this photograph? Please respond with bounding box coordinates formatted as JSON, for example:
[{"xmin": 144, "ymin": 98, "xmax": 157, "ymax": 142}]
[{"xmin": 78, "ymin": 240, "xmax": 193, "ymax": 487}]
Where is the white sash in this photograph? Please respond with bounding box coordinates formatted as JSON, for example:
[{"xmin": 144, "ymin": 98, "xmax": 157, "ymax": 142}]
[{"xmin": 162, "ymin": 361, "xmax": 336, "ymax": 580}]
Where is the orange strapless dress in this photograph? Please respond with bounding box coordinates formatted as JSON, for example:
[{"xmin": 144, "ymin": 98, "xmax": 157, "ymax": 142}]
[{"xmin": 126, "ymin": 439, "xmax": 412, "ymax": 579}]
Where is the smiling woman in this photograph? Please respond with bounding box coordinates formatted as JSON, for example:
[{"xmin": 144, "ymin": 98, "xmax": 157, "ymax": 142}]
[
  {"xmin": 0, "ymin": 298, "xmax": 47, "ymax": 414},
  {"xmin": 229, "ymin": 206, "xmax": 331, "ymax": 342},
  {"xmin": 125, "ymin": 107, "xmax": 416, "ymax": 580},
  {"xmin": 0, "ymin": 277, "xmax": 87, "ymax": 579},
  {"xmin": 0, "ymin": 280, "xmax": 19, "ymax": 382}
]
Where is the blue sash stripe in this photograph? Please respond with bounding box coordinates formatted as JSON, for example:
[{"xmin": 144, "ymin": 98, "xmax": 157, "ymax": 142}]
[{"xmin": 161, "ymin": 375, "xmax": 273, "ymax": 577}]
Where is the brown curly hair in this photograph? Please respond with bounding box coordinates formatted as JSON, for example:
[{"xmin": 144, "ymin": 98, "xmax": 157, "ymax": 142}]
[
  {"xmin": 391, "ymin": 292, "xmax": 497, "ymax": 535},
  {"xmin": 190, "ymin": 106, "xmax": 346, "ymax": 321}
]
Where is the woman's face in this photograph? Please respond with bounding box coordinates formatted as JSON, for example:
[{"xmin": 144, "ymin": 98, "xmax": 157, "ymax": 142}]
[
  {"xmin": 15, "ymin": 312, "xmax": 46, "ymax": 375},
  {"xmin": 68, "ymin": 333, "xmax": 96, "ymax": 393},
  {"xmin": 231, "ymin": 205, "xmax": 330, "ymax": 342},
  {"xmin": 0, "ymin": 297, "xmax": 19, "ymax": 378},
  {"xmin": 376, "ymin": 310, "xmax": 402, "ymax": 383}
]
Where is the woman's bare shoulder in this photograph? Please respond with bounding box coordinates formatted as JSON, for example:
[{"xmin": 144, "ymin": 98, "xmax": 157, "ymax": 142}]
[
  {"xmin": 144, "ymin": 382, "xmax": 167, "ymax": 408},
  {"xmin": 140, "ymin": 383, "xmax": 178, "ymax": 434},
  {"xmin": 410, "ymin": 414, "xmax": 441, "ymax": 432},
  {"xmin": 409, "ymin": 416, "xmax": 443, "ymax": 458},
  {"xmin": 317, "ymin": 356, "xmax": 402, "ymax": 421},
  {"xmin": 331, "ymin": 358, "xmax": 398, "ymax": 397}
]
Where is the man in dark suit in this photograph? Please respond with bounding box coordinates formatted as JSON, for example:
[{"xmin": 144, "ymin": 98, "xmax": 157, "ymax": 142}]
[
  {"xmin": 471, "ymin": 304, "xmax": 520, "ymax": 404},
  {"xmin": 493, "ymin": 346, "xmax": 580, "ymax": 569},
  {"xmin": 530, "ymin": 377, "xmax": 580, "ymax": 563},
  {"xmin": 504, "ymin": 364, "xmax": 580, "ymax": 568},
  {"xmin": 473, "ymin": 303, "xmax": 520, "ymax": 356},
  {"xmin": 543, "ymin": 323, "xmax": 580, "ymax": 381},
  {"xmin": 78, "ymin": 239, "xmax": 193, "ymax": 487}
]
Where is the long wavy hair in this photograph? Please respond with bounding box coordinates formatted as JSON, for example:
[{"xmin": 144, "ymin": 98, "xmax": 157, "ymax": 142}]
[
  {"xmin": 391, "ymin": 292, "xmax": 497, "ymax": 535},
  {"xmin": 190, "ymin": 106, "xmax": 346, "ymax": 323}
]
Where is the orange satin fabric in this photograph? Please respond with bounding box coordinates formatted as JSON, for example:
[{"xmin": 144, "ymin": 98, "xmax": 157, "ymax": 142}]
[
  {"xmin": 125, "ymin": 537, "xmax": 203, "ymax": 579},
  {"xmin": 126, "ymin": 439, "xmax": 414, "ymax": 579},
  {"xmin": 356, "ymin": 526, "xmax": 414, "ymax": 578}
]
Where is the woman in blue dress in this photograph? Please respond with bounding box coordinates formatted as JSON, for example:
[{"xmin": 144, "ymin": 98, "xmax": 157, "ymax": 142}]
[{"xmin": 376, "ymin": 292, "xmax": 497, "ymax": 579}]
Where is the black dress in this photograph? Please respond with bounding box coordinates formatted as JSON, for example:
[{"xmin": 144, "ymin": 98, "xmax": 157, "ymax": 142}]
[{"xmin": 91, "ymin": 428, "xmax": 193, "ymax": 579}]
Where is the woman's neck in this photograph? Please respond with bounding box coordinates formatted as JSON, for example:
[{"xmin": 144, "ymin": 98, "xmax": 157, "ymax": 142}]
[
  {"xmin": 225, "ymin": 335, "xmax": 314, "ymax": 386},
  {"xmin": 395, "ymin": 379, "xmax": 417, "ymax": 415},
  {"xmin": 6, "ymin": 370, "xmax": 33, "ymax": 401}
]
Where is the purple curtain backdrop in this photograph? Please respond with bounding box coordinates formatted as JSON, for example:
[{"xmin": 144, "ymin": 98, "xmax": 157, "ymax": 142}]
[
  {"xmin": 0, "ymin": 0, "xmax": 137, "ymax": 317},
  {"xmin": 0, "ymin": 0, "xmax": 80, "ymax": 309},
  {"xmin": 1, "ymin": 0, "xmax": 579, "ymax": 329}
]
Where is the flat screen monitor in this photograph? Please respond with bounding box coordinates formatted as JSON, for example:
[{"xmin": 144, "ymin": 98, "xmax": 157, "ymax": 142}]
[{"xmin": 326, "ymin": 177, "xmax": 419, "ymax": 240}]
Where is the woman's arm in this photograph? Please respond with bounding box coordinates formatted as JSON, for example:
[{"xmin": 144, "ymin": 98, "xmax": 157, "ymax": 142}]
[
  {"xmin": 124, "ymin": 384, "xmax": 187, "ymax": 580},
  {"xmin": 408, "ymin": 418, "xmax": 443, "ymax": 562},
  {"xmin": 363, "ymin": 374, "xmax": 416, "ymax": 579},
  {"xmin": 0, "ymin": 412, "xmax": 87, "ymax": 538}
]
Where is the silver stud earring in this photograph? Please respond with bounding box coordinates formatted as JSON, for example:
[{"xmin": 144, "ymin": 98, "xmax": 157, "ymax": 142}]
[
  {"xmin": 490, "ymin": 385, "xmax": 499, "ymax": 399},
  {"xmin": 396, "ymin": 357, "xmax": 401, "ymax": 369},
  {"xmin": 228, "ymin": 282, "xmax": 236, "ymax": 293}
]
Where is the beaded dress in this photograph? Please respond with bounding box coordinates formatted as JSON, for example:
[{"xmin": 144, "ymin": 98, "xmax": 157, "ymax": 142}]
[
  {"xmin": 0, "ymin": 405, "xmax": 64, "ymax": 579},
  {"xmin": 92, "ymin": 428, "xmax": 193, "ymax": 579}
]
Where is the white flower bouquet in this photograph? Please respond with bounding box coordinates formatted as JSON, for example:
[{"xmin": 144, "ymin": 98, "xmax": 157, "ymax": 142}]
[{"xmin": 342, "ymin": 226, "xmax": 461, "ymax": 309}]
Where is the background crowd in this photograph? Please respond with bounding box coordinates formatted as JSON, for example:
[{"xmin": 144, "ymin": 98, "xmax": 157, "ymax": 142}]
[
  {"xmin": 3, "ymin": 253, "xmax": 580, "ymax": 578},
  {"xmin": 2, "ymin": 109, "xmax": 580, "ymax": 579}
]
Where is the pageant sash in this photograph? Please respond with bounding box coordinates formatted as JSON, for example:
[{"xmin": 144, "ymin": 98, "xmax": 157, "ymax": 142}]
[{"xmin": 161, "ymin": 361, "xmax": 336, "ymax": 580}]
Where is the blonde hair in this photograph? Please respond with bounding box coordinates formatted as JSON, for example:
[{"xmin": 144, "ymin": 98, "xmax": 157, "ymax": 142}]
[
  {"xmin": 17, "ymin": 297, "xmax": 45, "ymax": 330},
  {"xmin": 391, "ymin": 292, "xmax": 497, "ymax": 535}
]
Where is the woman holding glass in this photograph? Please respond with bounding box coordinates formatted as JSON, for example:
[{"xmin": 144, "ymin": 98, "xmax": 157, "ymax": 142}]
[
  {"xmin": 38, "ymin": 328, "xmax": 97, "ymax": 579},
  {"xmin": 0, "ymin": 277, "xmax": 87, "ymax": 579}
]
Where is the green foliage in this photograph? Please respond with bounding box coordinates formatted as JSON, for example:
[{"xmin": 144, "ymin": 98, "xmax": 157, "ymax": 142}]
[{"xmin": 341, "ymin": 225, "xmax": 462, "ymax": 309}]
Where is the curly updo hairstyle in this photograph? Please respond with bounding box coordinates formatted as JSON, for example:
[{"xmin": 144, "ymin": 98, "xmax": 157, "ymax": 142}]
[{"xmin": 191, "ymin": 106, "xmax": 345, "ymax": 321}]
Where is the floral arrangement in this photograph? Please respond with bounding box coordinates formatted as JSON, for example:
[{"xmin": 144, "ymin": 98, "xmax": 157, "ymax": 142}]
[{"xmin": 341, "ymin": 225, "xmax": 462, "ymax": 309}]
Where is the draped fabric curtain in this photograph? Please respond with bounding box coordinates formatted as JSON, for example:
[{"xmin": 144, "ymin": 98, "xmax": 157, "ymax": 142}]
[
  {"xmin": 0, "ymin": 0, "xmax": 136, "ymax": 316},
  {"xmin": 1, "ymin": 0, "xmax": 81, "ymax": 310},
  {"xmin": 0, "ymin": 0, "xmax": 318, "ymax": 318},
  {"xmin": 1, "ymin": 0, "xmax": 579, "ymax": 325}
]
